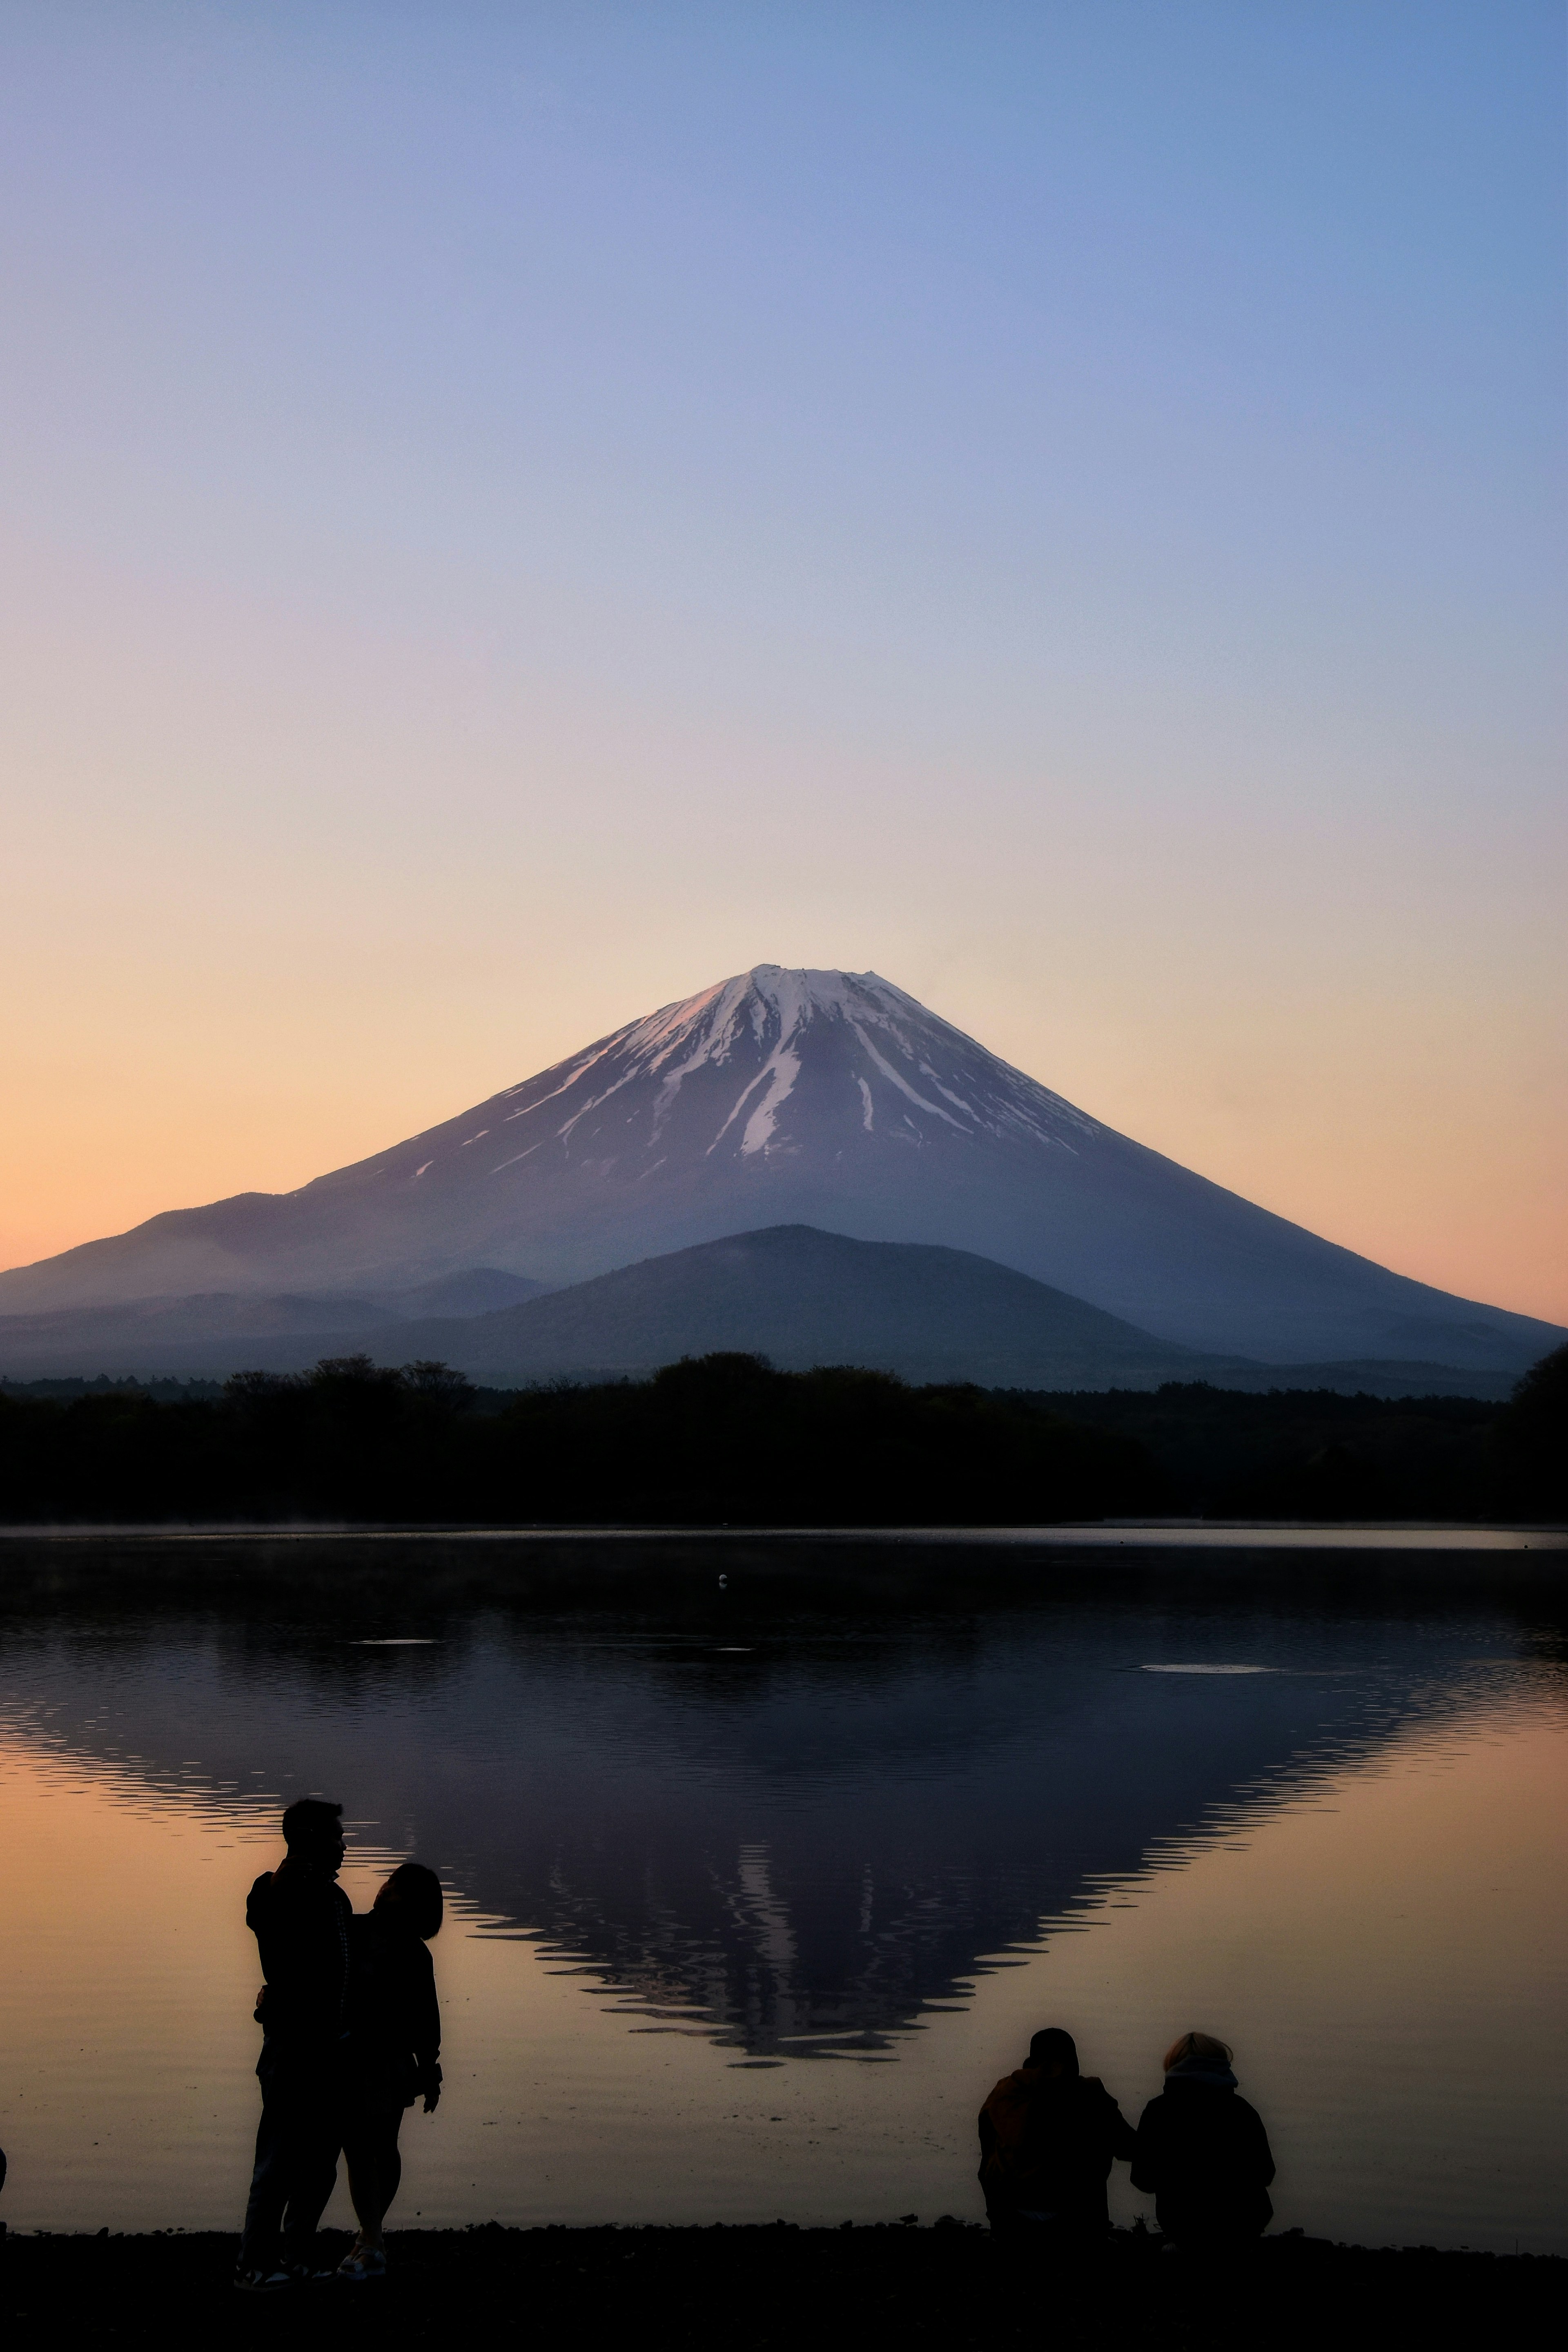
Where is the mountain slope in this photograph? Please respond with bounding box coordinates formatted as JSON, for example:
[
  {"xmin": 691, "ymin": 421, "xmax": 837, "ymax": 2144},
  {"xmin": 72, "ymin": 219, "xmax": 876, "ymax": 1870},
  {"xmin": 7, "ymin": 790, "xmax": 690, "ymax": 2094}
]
[
  {"xmin": 371, "ymin": 1225, "xmax": 1216, "ymax": 1387},
  {"xmin": 2, "ymin": 964, "xmax": 1559, "ymax": 1368},
  {"xmin": 0, "ymin": 1264, "xmax": 550, "ymax": 1369}
]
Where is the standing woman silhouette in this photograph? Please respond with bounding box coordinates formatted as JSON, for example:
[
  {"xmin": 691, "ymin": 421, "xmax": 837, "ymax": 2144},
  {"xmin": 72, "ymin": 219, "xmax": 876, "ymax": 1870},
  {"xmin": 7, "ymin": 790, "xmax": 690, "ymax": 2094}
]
[{"xmin": 337, "ymin": 1862, "xmax": 445, "ymax": 2281}]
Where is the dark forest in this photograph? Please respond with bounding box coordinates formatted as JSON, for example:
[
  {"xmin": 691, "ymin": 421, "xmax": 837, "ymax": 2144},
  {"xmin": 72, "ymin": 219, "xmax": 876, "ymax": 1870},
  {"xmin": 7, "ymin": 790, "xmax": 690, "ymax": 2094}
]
[{"xmin": 0, "ymin": 1345, "xmax": 1562, "ymax": 1526}]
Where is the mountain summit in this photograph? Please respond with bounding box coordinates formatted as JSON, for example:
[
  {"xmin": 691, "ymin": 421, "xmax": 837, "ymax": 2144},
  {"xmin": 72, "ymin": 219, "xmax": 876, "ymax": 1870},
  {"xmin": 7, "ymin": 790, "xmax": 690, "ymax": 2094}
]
[{"xmin": 2, "ymin": 962, "xmax": 1558, "ymax": 1368}]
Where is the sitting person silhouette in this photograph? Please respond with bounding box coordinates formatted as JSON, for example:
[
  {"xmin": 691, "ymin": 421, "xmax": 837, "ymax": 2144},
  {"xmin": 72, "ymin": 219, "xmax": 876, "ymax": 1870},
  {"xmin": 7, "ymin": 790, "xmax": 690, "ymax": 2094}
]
[
  {"xmin": 978, "ymin": 2027, "xmax": 1138, "ymax": 2236},
  {"xmin": 336, "ymin": 1862, "xmax": 445, "ymax": 2281},
  {"xmin": 236, "ymin": 1798, "xmax": 353, "ymax": 2294},
  {"xmin": 1132, "ymin": 2031, "xmax": 1275, "ymax": 2250}
]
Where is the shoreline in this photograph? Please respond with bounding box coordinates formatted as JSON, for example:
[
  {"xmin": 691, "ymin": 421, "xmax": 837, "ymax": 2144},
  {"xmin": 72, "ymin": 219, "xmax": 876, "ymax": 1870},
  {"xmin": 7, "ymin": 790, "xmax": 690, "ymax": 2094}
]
[
  {"xmin": 2, "ymin": 1519, "xmax": 1564, "ymax": 1544},
  {"xmin": 3, "ymin": 2223, "xmax": 1562, "ymax": 2348}
]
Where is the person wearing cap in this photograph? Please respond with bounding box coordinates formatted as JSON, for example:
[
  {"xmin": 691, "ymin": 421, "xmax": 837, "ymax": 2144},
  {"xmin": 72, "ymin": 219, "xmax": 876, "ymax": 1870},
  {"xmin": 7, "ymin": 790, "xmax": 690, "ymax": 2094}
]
[
  {"xmin": 1132, "ymin": 2031, "xmax": 1276, "ymax": 2250},
  {"xmin": 977, "ymin": 2027, "xmax": 1138, "ymax": 2237}
]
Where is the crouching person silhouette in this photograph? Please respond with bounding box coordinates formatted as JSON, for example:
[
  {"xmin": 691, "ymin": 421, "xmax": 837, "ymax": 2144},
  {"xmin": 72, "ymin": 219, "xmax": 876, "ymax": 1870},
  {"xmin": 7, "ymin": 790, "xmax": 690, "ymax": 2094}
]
[
  {"xmin": 336, "ymin": 1862, "xmax": 445, "ymax": 2282},
  {"xmin": 1132, "ymin": 2032, "xmax": 1275, "ymax": 2252},
  {"xmin": 235, "ymin": 1799, "xmax": 352, "ymax": 2293},
  {"xmin": 978, "ymin": 2027, "xmax": 1138, "ymax": 2241}
]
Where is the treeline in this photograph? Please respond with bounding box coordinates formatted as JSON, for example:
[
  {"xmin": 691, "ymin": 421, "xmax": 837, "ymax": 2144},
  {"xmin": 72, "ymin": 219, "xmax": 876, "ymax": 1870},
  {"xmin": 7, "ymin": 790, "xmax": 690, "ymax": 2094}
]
[
  {"xmin": 1014, "ymin": 1357, "xmax": 1566, "ymax": 1521},
  {"xmin": 0, "ymin": 1346, "xmax": 1561, "ymax": 1526},
  {"xmin": 0, "ymin": 1373, "xmax": 227, "ymax": 1404},
  {"xmin": 0, "ymin": 1353, "xmax": 1160, "ymax": 1525}
]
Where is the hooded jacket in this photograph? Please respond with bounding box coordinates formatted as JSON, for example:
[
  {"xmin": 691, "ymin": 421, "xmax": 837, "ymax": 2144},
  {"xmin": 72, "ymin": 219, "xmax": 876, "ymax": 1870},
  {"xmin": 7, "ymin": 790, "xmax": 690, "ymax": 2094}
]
[
  {"xmin": 978, "ymin": 2067, "xmax": 1138, "ymax": 2227},
  {"xmin": 1132, "ymin": 2061, "xmax": 1275, "ymax": 2241}
]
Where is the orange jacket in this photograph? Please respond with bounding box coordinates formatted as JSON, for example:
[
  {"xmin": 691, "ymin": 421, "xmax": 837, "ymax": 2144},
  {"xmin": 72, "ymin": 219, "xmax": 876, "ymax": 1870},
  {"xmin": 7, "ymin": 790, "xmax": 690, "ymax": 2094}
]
[{"xmin": 978, "ymin": 2068, "xmax": 1138, "ymax": 2223}]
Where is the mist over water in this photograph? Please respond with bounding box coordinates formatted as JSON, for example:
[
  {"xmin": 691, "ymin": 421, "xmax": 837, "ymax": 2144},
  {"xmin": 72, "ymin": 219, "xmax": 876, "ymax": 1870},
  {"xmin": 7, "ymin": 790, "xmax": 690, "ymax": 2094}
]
[{"xmin": 0, "ymin": 1539, "xmax": 1563, "ymax": 2250}]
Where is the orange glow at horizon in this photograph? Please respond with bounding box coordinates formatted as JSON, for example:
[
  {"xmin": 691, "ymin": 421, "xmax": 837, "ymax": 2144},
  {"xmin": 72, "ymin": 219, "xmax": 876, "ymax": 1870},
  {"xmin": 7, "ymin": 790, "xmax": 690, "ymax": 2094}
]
[{"xmin": 2, "ymin": 931, "xmax": 1564, "ymax": 1326}]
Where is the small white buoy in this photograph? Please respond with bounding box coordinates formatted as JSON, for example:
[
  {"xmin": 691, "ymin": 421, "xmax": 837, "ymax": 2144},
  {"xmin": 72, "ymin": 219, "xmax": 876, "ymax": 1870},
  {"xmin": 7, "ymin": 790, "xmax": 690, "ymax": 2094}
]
[{"xmin": 718, "ymin": 1574, "xmax": 728, "ymax": 1588}]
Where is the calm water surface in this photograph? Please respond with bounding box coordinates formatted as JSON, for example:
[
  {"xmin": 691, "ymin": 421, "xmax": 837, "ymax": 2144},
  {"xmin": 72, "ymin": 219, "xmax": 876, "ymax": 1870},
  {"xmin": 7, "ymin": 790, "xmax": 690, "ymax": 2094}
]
[{"xmin": 0, "ymin": 1536, "xmax": 1563, "ymax": 2251}]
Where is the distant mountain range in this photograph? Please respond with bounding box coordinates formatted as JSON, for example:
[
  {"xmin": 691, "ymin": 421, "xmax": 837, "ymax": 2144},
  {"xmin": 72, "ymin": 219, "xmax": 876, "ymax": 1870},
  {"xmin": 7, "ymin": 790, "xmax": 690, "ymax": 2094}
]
[
  {"xmin": 0, "ymin": 1225, "xmax": 1525, "ymax": 1399},
  {"xmin": 0, "ymin": 1263, "xmax": 544, "ymax": 1358},
  {"xmin": 1, "ymin": 964, "xmax": 1559, "ymax": 1385}
]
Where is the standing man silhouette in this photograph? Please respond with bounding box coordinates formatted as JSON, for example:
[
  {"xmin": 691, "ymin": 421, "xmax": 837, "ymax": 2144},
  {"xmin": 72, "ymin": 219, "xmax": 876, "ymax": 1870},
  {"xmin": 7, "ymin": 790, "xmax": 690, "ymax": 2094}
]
[{"xmin": 234, "ymin": 1798, "xmax": 352, "ymax": 2292}]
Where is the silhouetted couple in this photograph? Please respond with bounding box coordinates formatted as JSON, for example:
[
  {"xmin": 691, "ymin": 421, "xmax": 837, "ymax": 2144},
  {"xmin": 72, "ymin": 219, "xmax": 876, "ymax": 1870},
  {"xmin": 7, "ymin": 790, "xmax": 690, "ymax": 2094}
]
[
  {"xmin": 235, "ymin": 1799, "xmax": 444, "ymax": 2293},
  {"xmin": 979, "ymin": 2026, "xmax": 1275, "ymax": 2252}
]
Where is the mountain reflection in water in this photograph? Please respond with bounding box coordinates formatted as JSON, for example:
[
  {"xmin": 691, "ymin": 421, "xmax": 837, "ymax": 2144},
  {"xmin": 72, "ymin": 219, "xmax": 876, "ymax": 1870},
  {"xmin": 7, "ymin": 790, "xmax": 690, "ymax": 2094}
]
[{"xmin": 0, "ymin": 1552, "xmax": 1542, "ymax": 2058}]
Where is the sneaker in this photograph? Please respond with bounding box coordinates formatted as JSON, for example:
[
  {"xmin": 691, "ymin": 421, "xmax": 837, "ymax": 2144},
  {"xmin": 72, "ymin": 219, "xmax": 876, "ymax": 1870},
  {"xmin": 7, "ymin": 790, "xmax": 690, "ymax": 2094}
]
[
  {"xmin": 335, "ymin": 2237, "xmax": 388, "ymax": 2283},
  {"xmin": 234, "ymin": 2266, "xmax": 293, "ymax": 2294}
]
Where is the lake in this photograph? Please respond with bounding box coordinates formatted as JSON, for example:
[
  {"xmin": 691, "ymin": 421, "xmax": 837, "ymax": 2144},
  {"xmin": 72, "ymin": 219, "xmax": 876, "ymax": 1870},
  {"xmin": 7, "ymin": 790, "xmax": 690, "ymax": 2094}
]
[{"xmin": 0, "ymin": 1531, "xmax": 1564, "ymax": 2252}]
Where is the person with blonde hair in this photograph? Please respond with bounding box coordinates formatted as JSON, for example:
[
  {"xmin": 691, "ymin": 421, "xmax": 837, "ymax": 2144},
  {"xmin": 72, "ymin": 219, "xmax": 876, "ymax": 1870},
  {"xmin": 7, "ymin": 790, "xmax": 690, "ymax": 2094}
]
[{"xmin": 1131, "ymin": 2033, "xmax": 1275, "ymax": 2250}]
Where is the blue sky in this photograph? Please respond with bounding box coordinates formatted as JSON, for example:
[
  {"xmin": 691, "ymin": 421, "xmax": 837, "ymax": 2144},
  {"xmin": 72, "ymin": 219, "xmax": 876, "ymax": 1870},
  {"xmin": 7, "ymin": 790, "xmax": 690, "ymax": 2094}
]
[{"xmin": 2, "ymin": 2, "xmax": 1564, "ymax": 1314}]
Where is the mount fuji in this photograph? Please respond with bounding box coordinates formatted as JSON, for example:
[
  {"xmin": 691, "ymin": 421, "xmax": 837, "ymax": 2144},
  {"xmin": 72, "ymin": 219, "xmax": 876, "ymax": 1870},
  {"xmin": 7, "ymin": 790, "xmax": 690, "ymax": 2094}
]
[{"xmin": 2, "ymin": 964, "xmax": 1559, "ymax": 1372}]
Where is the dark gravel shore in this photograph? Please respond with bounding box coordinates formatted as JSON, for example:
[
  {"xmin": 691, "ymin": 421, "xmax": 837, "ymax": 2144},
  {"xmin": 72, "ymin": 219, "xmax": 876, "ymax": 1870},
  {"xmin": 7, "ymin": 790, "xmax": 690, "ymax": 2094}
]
[{"xmin": 3, "ymin": 2223, "xmax": 1563, "ymax": 2350}]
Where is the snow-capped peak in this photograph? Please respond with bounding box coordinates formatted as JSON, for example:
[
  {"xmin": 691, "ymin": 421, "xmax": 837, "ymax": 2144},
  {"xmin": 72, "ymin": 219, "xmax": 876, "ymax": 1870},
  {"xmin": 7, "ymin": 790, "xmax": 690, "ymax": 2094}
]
[{"xmin": 493, "ymin": 963, "xmax": 1100, "ymax": 1167}]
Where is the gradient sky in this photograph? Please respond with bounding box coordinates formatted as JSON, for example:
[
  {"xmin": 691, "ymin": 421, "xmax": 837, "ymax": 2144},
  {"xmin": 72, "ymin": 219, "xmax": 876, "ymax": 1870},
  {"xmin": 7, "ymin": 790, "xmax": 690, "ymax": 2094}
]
[{"xmin": 2, "ymin": 2, "xmax": 1564, "ymax": 1319}]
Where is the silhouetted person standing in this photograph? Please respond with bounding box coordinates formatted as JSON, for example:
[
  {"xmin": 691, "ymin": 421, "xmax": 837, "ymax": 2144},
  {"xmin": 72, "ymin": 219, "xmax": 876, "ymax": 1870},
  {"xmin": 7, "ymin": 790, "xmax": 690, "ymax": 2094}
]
[
  {"xmin": 336, "ymin": 1862, "xmax": 445, "ymax": 2281},
  {"xmin": 978, "ymin": 2027, "xmax": 1137, "ymax": 2237},
  {"xmin": 235, "ymin": 1798, "xmax": 352, "ymax": 2293},
  {"xmin": 1133, "ymin": 2032, "xmax": 1275, "ymax": 2250}
]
